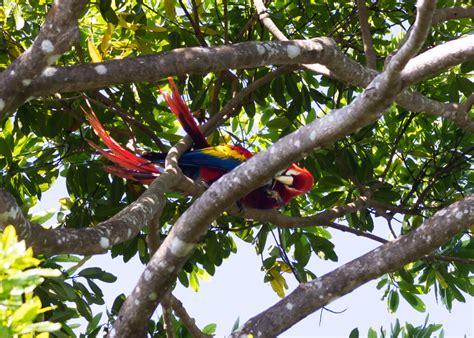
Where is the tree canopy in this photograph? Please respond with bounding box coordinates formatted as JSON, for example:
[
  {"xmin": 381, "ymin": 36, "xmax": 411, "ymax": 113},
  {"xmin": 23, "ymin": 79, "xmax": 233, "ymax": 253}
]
[{"xmin": 0, "ymin": 0, "xmax": 473, "ymax": 336}]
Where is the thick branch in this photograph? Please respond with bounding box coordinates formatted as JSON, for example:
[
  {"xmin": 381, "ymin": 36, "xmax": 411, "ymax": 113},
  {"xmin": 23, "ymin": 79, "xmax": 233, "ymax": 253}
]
[
  {"xmin": 432, "ymin": 6, "xmax": 474, "ymax": 25},
  {"xmin": 322, "ymin": 36, "xmax": 474, "ymax": 132},
  {"xmin": 12, "ymin": 33, "xmax": 472, "ymax": 131},
  {"xmin": 0, "ymin": 172, "xmax": 177, "ymax": 255},
  {"xmin": 240, "ymin": 196, "xmax": 369, "ymax": 228},
  {"xmin": 0, "ymin": 0, "xmax": 88, "ymax": 117},
  {"xmin": 253, "ymin": 0, "xmax": 332, "ymax": 76},
  {"xmin": 27, "ymin": 40, "xmax": 329, "ymax": 97},
  {"xmin": 401, "ymin": 35, "xmax": 474, "ymax": 84},
  {"xmin": 232, "ymin": 196, "xmax": 474, "ymax": 336},
  {"xmin": 385, "ymin": 0, "xmax": 435, "ymax": 75},
  {"xmin": 253, "ymin": 0, "xmax": 473, "ymax": 131}
]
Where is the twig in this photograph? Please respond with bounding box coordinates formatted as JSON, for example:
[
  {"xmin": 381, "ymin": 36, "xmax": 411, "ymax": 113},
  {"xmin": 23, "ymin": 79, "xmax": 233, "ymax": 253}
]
[
  {"xmin": 422, "ymin": 254, "xmax": 474, "ymax": 265},
  {"xmin": 326, "ymin": 222, "xmax": 387, "ymax": 244},
  {"xmin": 223, "ymin": 0, "xmax": 229, "ymax": 44},
  {"xmin": 169, "ymin": 295, "xmax": 212, "ymax": 338},
  {"xmin": 162, "ymin": 296, "xmax": 176, "ymax": 338},
  {"xmin": 202, "ymin": 65, "xmax": 298, "ymax": 136},
  {"xmin": 380, "ymin": 113, "xmax": 415, "ymax": 181},
  {"xmin": 253, "ymin": 0, "xmax": 333, "ymax": 76},
  {"xmin": 356, "ymin": 0, "xmax": 377, "ymax": 69}
]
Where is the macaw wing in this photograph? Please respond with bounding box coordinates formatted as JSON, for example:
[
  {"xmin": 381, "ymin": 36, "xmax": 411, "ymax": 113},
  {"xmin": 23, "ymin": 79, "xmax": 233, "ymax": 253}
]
[
  {"xmin": 178, "ymin": 148, "xmax": 245, "ymax": 171},
  {"xmin": 145, "ymin": 145, "xmax": 249, "ymax": 171}
]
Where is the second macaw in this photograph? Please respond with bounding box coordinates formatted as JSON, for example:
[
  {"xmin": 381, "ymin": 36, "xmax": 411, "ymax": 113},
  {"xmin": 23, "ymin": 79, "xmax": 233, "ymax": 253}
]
[{"xmin": 85, "ymin": 78, "xmax": 314, "ymax": 209}]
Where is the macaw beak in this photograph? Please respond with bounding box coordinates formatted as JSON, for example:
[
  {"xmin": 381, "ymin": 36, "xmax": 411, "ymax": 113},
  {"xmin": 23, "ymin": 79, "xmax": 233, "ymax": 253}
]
[
  {"xmin": 274, "ymin": 174, "xmax": 294, "ymax": 186},
  {"xmin": 274, "ymin": 164, "xmax": 314, "ymax": 193}
]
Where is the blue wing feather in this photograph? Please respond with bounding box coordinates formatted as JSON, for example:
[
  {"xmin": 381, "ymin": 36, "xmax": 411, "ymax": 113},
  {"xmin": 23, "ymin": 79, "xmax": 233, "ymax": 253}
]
[{"xmin": 143, "ymin": 146, "xmax": 245, "ymax": 171}]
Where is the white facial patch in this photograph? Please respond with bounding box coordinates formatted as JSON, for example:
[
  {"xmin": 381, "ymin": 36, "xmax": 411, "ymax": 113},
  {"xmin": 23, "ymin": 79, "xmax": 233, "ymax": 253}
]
[{"xmin": 285, "ymin": 169, "xmax": 300, "ymax": 176}]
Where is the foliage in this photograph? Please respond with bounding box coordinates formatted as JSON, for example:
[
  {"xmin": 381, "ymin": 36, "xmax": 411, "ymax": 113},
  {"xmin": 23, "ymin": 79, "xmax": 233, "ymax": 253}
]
[
  {"xmin": 0, "ymin": 0, "xmax": 472, "ymax": 336},
  {"xmin": 350, "ymin": 316, "xmax": 444, "ymax": 338},
  {"xmin": 0, "ymin": 225, "xmax": 61, "ymax": 337}
]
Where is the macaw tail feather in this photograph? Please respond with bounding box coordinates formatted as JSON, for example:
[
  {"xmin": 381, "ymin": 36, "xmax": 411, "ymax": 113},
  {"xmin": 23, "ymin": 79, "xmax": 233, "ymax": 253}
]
[
  {"xmin": 103, "ymin": 166, "xmax": 158, "ymax": 185},
  {"xmin": 161, "ymin": 77, "xmax": 209, "ymax": 149},
  {"xmin": 83, "ymin": 107, "xmax": 162, "ymax": 183}
]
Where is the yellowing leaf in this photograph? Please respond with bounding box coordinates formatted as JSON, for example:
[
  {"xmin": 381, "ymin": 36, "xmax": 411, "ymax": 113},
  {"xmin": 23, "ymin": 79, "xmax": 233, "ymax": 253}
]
[
  {"xmin": 100, "ymin": 23, "xmax": 114, "ymax": 54},
  {"xmin": 469, "ymin": 225, "xmax": 474, "ymax": 235},
  {"xmin": 87, "ymin": 38, "xmax": 102, "ymax": 63},
  {"xmin": 59, "ymin": 197, "xmax": 73, "ymax": 210},
  {"xmin": 117, "ymin": 15, "xmax": 141, "ymax": 30},
  {"xmin": 435, "ymin": 271, "xmax": 448, "ymax": 289},
  {"xmin": 164, "ymin": 0, "xmax": 176, "ymax": 20},
  {"xmin": 1, "ymin": 225, "xmax": 18, "ymax": 249},
  {"xmin": 269, "ymin": 270, "xmax": 288, "ymax": 298},
  {"xmin": 189, "ymin": 271, "xmax": 200, "ymax": 292},
  {"xmin": 275, "ymin": 261, "xmax": 292, "ymax": 273},
  {"xmin": 200, "ymin": 26, "xmax": 217, "ymax": 36},
  {"xmin": 0, "ymin": 7, "xmax": 6, "ymax": 23},
  {"xmin": 143, "ymin": 25, "xmax": 168, "ymax": 33},
  {"xmin": 10, "ymin": 296, "xmax": 42, "ymax": 325}
]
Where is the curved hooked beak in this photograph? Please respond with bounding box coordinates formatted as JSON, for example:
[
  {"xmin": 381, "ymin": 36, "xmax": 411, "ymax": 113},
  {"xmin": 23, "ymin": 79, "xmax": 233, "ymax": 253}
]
[
  {"xmin": 274, "ymin": 165, "xmax": 314, "ymax": 192},
  {"xmin": 274, "ymin": 174, "xmax": 294, "ymax": 186}
]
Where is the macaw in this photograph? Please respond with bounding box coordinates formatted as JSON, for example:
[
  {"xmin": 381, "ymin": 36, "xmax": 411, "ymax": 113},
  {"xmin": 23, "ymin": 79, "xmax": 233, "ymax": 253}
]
[{"xmin": 85, "ymin": 78, "xmax": 314, "ymax": 209}]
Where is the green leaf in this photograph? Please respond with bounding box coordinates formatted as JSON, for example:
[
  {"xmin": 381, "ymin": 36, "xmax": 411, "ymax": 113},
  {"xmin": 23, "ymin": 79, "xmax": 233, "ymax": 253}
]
[
  {"xmin": 86, "ymin": 312, "xmax": 102, "ymax": 333},
  {"xmin": 271, "ymin": 77, "xmax": 287, "ymax": 108},
  {"xmin": 367, "ymin": 327, "xmax": 377, "ymax": 338},
  {"xmin": 30, "ymin": 208, "xmax": 56, "ymax": 224},
  {"xmin": 202, "ymin": 323, "xmax": 217, "ymax": 334},
  {"xmin": 349, "ymin": 328, "xmax": 359, "ymax": 338},
  {"xmin": 400, "ymin": 290, "xmax": 426, "ymax": 312},
  {"xmin": 111, "ymin": 294, "xmax": 126, "ymax": 315},
  {"xmin": 231, "ymin": 317, "xmax": 240, "ymax": 333},
  {"xmin": 77, "ymin": 267, "xmax": 103, "ymax": 278},
  {"xmin": 319, "ymin": 190, "xmax": 344, "ymax": 208},
  {"xmin": 388, "ymin": 290, "xmax": 399, "ymax": 313}
]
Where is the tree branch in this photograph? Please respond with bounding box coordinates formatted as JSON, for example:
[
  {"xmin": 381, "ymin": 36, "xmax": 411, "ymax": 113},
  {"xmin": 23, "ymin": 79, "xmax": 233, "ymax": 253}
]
[
  {"xmin": 232, "ymin": 195, "xmax": 474, "ymax": 336},
  {"xmin": 169, "ymin": 295, "xmax": 212, "ymax": 338},
  {"xmin": 0, "ymin": 171, "xmax": 177, "ymax": 255},
  {"xmin": 27, "ymin": 40, "xmax": 329, "ymax": 98},
  {"xmin": 432, "ymin": 6, "xmax": 474, "ymax": 25},
  {"xmin": 322, "ymin": 35, "xmax": 474, "ymax": 132},
  {"xmin": 0, "ymin": 0, "xmax": 88, "ymax": 117},
  {"xmin": 240, "ymin": 196, "xmax": 369, "ymax": 228},
  {"xmin": 401, "ymin": 35, "xmax": 474, "ymax": 84},
  {"xmin": 356, "ymin": 0, "xmax": 377, "ymax": 69},
  {"xmin": 253, "ymin": 0, "xmax": 473, "ymax": 132},
  {"xmin": 384, "ymin": 0, "xmax": 435, "ymax": 76},
  {"xmin": 253, "ymin": 0, "xmax": 332, "ymax": 76}
]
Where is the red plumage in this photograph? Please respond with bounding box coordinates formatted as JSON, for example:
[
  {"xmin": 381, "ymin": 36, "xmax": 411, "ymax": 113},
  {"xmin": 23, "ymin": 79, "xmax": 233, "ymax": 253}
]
[{"xmin": 85, "ymin": 78, "xmax": 314, "ymax": 209}]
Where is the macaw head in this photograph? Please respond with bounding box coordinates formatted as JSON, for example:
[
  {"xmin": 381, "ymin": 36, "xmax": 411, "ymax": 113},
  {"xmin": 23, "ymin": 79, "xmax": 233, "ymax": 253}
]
[{"xmin": 271, "ymin": 163, "xmax": 314, "ymax": 206}]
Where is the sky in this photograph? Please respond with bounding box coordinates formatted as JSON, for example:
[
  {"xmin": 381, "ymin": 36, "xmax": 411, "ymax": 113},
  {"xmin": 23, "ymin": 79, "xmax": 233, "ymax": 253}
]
[{"xmin": 32, "ymin": 177, "xmax": 474, "ymax": 337}]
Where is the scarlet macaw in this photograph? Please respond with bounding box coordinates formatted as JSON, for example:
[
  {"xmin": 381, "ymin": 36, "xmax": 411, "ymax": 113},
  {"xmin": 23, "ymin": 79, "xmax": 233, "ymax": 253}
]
[{"xmin": 85, "ymin": 78, "xmax": 313, "ymax": 209}]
